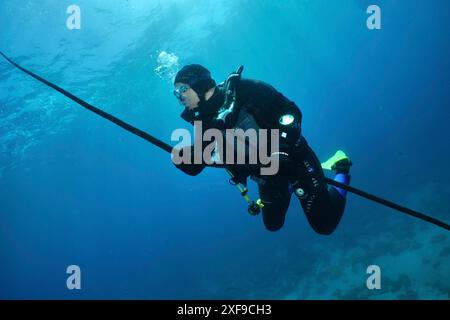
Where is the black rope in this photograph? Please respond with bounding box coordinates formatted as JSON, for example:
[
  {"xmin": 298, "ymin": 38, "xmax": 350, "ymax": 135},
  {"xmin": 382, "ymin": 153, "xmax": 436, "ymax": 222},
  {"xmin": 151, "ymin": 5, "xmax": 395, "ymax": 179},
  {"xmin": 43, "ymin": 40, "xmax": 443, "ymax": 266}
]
[
  {"xmin": 0, "ymin": 51, "xmax": 173, "ymax": 154},
  {"xmin": 324, "ymin": 177, "xmax": 449, "ymax": 231},
  {"xmin": 1, "ymin": 51, "xmax": 448, "ymax": 232}
]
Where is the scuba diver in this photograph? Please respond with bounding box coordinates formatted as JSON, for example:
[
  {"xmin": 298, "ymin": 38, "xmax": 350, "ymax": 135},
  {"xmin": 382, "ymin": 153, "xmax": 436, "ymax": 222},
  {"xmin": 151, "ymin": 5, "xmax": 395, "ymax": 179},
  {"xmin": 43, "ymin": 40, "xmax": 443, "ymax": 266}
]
[
  {"xmin": 2, "ymin": 51, "xmax": 447, "ymax": 232},
  {"xmin": 172, "ymin": 64, "xmax": 352, "ymax": 234}
]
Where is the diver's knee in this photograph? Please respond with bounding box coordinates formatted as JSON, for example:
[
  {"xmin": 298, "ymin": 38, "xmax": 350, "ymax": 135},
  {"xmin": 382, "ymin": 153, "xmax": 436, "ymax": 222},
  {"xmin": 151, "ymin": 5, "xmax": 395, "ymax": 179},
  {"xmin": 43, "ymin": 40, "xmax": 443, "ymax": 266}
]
[
  {"xmin": 314, "ymin": 226, "xmax": 336, "ymax": 236},
  {"xmin": 264, "ymin": 224, "xmax": 284, "ymax": 232},
  {"xmin": 310, "ymin": 222, "xmax": 339, "ymax": 236},
  {"xmin": 263, "ymin": 218, "xmax": 285, "ymax": 232}
]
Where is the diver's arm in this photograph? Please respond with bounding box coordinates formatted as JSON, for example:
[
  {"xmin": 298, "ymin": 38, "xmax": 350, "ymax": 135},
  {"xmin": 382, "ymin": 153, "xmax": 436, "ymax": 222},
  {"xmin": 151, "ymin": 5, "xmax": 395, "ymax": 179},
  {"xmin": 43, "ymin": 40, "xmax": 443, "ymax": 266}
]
[
  {"xmin": 274, "ymin": 100, "xmax": 302, "ymax": 152},
  {"xmin": 258, "ymin": 82, "xmax": 302, "ymax": 152},
  {"xmin": 175, "ymin": 112, "xmax": 212, "ymax": 176}
]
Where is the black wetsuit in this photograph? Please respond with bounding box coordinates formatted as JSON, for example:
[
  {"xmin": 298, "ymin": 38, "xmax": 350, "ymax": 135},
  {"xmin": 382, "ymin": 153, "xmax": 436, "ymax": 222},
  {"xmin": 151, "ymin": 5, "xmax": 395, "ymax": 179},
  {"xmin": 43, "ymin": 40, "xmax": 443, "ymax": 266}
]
[{"xmin": 177, "ymin": 79, "xmax": 349, "ymax": 235}]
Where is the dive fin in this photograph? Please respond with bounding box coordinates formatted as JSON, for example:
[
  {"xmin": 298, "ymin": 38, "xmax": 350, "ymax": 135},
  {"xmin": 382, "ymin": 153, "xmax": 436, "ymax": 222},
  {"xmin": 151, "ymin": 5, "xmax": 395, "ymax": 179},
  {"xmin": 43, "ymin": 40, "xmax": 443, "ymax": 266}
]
[{"xmin": 321, "ymin": 150, "xmax": 349, "ymax": 171}]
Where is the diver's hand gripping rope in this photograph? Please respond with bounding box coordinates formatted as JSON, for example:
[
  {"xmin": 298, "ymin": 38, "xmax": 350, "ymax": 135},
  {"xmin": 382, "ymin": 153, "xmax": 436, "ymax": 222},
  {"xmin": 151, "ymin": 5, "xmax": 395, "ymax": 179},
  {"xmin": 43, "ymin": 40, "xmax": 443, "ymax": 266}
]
[{"xmin": 1, "ymin": 51, "xmax": 448, "ymax": 232}]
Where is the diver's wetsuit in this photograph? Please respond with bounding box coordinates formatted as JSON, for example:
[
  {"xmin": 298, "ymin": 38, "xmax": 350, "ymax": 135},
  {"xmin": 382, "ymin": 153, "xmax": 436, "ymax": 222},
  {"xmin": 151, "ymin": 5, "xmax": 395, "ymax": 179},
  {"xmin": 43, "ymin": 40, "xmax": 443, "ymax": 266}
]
[{"xmin": 177, "ymin": 78, "xmax": 350, "ymax": 235}]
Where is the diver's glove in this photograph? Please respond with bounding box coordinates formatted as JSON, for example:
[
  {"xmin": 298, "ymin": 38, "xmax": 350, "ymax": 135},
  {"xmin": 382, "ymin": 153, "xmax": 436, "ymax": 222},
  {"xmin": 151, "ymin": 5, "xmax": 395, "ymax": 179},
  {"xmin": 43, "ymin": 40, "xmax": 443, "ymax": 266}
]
[
  {"xmin": 175, "ymin": 162, "xmax": 206, "ymax": 176},
  {"xmin": 172, "ymin": 146, "xmax": 206, "ymax": 176}
]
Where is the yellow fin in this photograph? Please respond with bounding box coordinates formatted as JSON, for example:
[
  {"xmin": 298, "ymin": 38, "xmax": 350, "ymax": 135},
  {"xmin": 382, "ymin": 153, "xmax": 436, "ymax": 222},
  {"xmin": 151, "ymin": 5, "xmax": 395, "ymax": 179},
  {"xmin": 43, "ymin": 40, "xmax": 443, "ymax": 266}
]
[{"xmin": 321, "ymin": 150, "xmax": 348, "ymax": 171}]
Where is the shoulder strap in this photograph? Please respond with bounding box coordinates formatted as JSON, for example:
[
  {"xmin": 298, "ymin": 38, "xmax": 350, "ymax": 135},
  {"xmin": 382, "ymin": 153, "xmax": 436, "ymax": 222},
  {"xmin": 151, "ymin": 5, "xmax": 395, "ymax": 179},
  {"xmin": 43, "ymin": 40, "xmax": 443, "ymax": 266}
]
[{"xmin": 216, "ymin": 65, "xmax": 244, "ymax": 126}]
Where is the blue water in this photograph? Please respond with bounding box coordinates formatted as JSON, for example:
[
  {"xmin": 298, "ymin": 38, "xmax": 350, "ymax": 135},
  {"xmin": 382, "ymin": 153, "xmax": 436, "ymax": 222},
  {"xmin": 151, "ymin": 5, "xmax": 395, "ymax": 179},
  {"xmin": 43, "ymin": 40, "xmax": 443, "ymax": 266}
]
[{"xmin": 1, "ymin": 0, "xmax": 449, "ymax": 299}]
